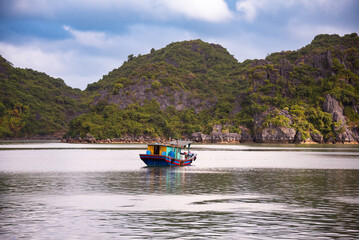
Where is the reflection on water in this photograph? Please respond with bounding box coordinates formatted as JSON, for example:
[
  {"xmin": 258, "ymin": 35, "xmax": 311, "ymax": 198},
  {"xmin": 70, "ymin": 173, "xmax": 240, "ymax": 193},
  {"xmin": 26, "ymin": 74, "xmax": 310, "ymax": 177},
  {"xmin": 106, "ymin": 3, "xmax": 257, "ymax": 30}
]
[{"xmin": 0, "ymin": 142, "xmax": 359, "ymax": 239}]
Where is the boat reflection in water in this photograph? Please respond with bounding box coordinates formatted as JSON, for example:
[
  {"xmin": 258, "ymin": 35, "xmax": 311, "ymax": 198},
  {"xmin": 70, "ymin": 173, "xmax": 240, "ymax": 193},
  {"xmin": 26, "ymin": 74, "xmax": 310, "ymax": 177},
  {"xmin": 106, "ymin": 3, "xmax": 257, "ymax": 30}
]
[{"xmin": 145, "ymin": 167, "xmax": 189, "ymax": 194}]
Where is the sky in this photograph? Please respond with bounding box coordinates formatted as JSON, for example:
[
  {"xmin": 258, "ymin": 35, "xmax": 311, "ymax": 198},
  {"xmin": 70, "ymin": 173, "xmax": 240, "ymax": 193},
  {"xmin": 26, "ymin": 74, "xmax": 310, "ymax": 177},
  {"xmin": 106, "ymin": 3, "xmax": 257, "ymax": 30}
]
[{"xmin": 0, "ymin": 0, "xmax": 358, "ymax": 90}]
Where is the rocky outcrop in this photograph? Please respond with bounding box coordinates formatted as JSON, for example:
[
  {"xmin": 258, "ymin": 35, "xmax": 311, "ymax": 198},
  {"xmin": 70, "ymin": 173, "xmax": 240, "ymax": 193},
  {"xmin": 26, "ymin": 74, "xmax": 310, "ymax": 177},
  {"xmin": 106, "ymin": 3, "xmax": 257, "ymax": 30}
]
[
  {"xmin": 323, "ymin": 94, "xmax": 345, "ymax": 122},
  {"xmin": 211, "ymin": 132, "xmax": 241, "ymax": 143},
  {"xmin": 279, "ymin": 59, "xmax": 293, "ymax": 78},
  {"xmin": 323, "ymin": 94, "xmax": 358, "ymax": 143},
  {"xmin": 310, "ymin": 132, "xmax": 324, "ymax": 143},
  {"xmin": 253, "ymin": 108, "xmax": 296, "ymax": 143},
  {"xmin": 255, "ymin": 126, "xmax": 296, "ymax": 143},
  {"xmin": 239, "ymin": 126, "xmax": 253, "ymax": 142},
  {"xmin": 190, "ymin": 132, "xmax": 212, "ymax": 143},
  {"xmin": 190, "ymin": 125, "xmax": 252, "ymax": 143},
  {"xmin": 312, "ymin": 50, "xmax": 333, "ymax": 76}
]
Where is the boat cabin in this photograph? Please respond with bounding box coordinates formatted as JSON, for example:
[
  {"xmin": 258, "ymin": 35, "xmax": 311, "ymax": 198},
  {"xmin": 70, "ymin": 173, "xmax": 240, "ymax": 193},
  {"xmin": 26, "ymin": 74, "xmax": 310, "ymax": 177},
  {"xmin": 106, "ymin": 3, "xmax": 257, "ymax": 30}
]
[{"xmin": 146, "ymin": 140, "xmax": 192, "ymax": 160}]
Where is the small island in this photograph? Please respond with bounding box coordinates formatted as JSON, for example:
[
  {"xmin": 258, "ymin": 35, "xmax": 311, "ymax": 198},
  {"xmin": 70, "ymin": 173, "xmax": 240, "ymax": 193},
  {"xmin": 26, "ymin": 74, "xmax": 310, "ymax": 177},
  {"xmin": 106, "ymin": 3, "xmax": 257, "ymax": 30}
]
[{"xmin": 1, "ymin": 34, "xmax": 359, "ymax": 144}]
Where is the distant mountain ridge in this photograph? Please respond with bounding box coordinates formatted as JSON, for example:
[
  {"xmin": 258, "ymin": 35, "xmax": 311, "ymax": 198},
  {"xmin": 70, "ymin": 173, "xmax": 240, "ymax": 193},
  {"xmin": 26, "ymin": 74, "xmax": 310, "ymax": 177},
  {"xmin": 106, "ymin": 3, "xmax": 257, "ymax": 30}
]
[{"xmin": 1, "ymin": 33, "xmax": 359, "ymax": 143}]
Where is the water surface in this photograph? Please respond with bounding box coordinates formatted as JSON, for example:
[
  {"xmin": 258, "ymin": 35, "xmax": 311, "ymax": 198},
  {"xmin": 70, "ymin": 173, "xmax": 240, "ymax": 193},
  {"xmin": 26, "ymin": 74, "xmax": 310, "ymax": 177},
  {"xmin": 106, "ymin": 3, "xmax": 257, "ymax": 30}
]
[{"xmin": 0, "ymin": 142, "xmax": 358, "ymax": 239}]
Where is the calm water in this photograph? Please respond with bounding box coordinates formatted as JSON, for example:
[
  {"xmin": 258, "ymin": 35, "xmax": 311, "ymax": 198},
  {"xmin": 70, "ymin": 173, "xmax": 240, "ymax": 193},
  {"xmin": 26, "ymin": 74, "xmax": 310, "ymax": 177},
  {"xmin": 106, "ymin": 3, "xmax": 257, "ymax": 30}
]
[{"xmin": 0, "ymin": 142, "xmax": 358, "ymax": 239}]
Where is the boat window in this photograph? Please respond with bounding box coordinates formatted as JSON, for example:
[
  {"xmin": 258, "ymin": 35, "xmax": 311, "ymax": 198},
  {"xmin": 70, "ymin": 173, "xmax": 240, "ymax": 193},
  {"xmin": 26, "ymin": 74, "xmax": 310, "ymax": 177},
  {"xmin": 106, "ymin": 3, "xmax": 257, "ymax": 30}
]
[{"xmin": 154, "ymin": 145, "xmax": 160, "ymax": 155}]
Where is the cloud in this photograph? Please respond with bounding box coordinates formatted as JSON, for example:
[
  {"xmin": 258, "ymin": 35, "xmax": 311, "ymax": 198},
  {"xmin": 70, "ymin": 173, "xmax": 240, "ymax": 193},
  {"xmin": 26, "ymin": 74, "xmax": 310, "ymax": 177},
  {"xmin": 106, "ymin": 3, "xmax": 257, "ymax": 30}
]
[
  {"xmin": 0, "ymin": 41, "xmax": 69, "ymax": 74},
  {"xmin": 0, "ymin": 41, "xmax": 114, "ymax": 90},
  {"xmin": 287, "ymin": 21, "xmax": 357, "ymax": 42},
  {"xmin": 63, "ymin": 25, "xmax": 110, "ymax": 49},
  {"xmin": 206, "ymin": 35, "xmax": 265, "ymax": 62},
  {"xmin": 6, "ymin": 0, "xmax": 234, "ymax": 23},
  {"xmin": 235, "ymin": 0, "xmax": 261, "ymax": 22},
  {"xmin": 235, "ymin": 0, "xmax": 353, "ymax": 22},
  {"xmin": 0, "ymin": 25, "xmax": 197, "ymax": 89},
  {"xmin": 12, "ymin": 0, "xmax": 54, "ymax": 17},
  {"xmin": 160, "ymin": 0, "xmax": 233, "ymax": 22},
  {"xmin": 1, "ymin": 0, "xmax": 357, "ymax": 90}
]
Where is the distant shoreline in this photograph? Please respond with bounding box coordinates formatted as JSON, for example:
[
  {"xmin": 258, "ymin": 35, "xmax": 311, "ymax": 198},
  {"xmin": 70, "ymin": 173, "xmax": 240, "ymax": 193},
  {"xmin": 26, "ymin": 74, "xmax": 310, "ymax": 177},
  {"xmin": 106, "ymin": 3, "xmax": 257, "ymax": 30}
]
[{"xmin": 2, "ymin": 137, "xmax": 358, "ymax": 144}]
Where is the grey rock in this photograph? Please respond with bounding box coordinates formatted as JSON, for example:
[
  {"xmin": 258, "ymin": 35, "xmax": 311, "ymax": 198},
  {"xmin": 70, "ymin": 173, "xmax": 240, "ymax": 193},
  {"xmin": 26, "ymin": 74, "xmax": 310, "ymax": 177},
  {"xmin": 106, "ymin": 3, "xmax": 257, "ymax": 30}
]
[
  {"xmin": 323, "ymin": 94, "xmax": 358, "ymax": 143},
  {"xmin": 255, "ymin": 126, "xmax": 296, "ymax": 143},
  {"xmin": 212, "ymin": 124, "xmax": 222, "ymax": 132},
  {"xmin": 323, "ymin": 94, "xmax": 345, "ymax": 123},
  {"xmin": 211, "ymin": 132, "xmax": 240, "ymax": 143},
  {"xmin": 310, "ymin": 132, "xmax": 324, "ymax": 143},
  {"xmin": 279, "ymin": 59, "xmax": 293, "ymax": 78},
  {"xmin": 83, "ymin": 134, "xmax": 96, "ymax": 143},
  {"xmin": 239, "ymin": 126, "xmax": 253, "ymax": 143},
  {"xmin": 190, "ymin": 132, "xmax": 212, "ymax": 143},
  {"xmin": 336, "ymin": 128, "xmax": 357, "ymax": 143}
]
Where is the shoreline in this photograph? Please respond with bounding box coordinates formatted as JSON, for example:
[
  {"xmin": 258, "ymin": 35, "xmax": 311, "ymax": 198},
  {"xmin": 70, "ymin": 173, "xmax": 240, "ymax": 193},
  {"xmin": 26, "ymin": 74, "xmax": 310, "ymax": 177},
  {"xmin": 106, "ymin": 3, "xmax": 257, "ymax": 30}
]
[{"xmin": 1, "ymin": 138, "xmax": 358, "ymax": 145}]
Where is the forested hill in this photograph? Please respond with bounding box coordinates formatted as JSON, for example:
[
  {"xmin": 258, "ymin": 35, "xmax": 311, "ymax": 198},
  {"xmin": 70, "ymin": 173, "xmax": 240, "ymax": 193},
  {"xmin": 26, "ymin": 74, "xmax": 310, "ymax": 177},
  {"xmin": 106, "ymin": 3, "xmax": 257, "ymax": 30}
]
[
  {"xmin": 0, "ymin": 56, "xmax": 87, "ymax": 138},
  {"xmin": 1, "ymin": 33, "xmax": 359, "ymax": 143}
]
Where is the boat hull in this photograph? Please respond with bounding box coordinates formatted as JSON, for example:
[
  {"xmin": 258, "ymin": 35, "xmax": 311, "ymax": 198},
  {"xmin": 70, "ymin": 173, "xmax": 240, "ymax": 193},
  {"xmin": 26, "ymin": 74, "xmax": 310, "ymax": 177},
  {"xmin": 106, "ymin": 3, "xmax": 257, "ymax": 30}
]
[{"xmin": 139, "ymin": 154, "xmax": 197, "ymax": 167}]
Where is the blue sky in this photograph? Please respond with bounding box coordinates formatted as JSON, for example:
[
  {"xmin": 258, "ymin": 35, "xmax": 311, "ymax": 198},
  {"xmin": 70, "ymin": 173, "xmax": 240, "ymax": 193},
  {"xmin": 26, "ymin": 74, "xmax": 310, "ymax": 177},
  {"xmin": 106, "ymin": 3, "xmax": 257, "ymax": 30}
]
[{"xmin": 0, "ymin": 0, "xmax": 358, "ymax": 89}]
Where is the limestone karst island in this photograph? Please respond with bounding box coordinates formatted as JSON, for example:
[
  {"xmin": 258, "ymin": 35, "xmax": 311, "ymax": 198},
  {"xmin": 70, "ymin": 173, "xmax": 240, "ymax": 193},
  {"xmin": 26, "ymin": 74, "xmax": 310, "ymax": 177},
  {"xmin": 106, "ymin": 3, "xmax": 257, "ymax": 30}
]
[{"xmin": 1, "ymin": 33, "xmax": 359, "ymax": 144}]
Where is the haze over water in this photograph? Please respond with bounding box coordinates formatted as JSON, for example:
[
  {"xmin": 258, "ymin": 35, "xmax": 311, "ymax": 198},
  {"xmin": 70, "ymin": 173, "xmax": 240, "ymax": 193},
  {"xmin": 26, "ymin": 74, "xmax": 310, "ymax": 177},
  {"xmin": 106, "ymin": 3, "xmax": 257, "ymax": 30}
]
[{"xmin": 0, "ymin": 142, "xmax": 358, "ymax": 239}]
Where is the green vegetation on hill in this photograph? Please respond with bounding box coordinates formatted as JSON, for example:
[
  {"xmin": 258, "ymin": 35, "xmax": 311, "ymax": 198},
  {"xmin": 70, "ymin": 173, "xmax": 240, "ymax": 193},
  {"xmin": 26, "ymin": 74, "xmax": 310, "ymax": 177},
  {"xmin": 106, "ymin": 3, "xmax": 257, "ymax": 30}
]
[
  {"xmin": 67, "ymin": 34, "xmax": 359, "ymax": 142},
  {"xmin": 1, "ymin": 34, "xmax": 359, "ymax": 142},
  {"xmin": 87, "ymin": 40, "xmax": 239, "ymax": 98},
  {"xmin": 0, "ymin": 56, "xmax": 87, "ymax": 138},
  {"xmin": 66, "ymin": 40, "xmax": 242, "ymax": 139}
]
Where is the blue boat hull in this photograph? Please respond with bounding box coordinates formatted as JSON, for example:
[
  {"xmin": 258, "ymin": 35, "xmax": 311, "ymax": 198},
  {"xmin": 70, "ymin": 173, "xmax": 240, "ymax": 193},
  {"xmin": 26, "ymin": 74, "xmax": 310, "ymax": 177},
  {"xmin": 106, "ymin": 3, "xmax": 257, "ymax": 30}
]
[{"xmin": 139, "ymin": 154, "xmax": 197, "ymax": 167}]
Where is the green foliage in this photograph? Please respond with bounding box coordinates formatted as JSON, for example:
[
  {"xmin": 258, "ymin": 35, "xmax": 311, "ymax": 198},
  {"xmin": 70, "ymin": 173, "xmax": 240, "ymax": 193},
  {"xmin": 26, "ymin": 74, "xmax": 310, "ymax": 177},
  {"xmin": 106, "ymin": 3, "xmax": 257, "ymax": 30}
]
[
  {"xmin": 151, "ymin": 80, "xmax": 162, "ymax": 90},
  {"xmin": 2, "ymin": 33, "xmax": 359, "ymax": 141},
  {"xmin": 66, "ymin": 100, "xmax": 213, "ymax": 139},
  {"xmin": 262, "ymin": 113, "xmax": 291, "ymax": 129},
  {"xmin": 344, "ymin": 106, "xmax": 359, "ymax": 125},
  {"xmin": 113, "ymin": 83, "xmax": 124, "ymax": 95},
  {"xmin": 0, "ymin": 55, "xmax": 87, "ymax": 138}
]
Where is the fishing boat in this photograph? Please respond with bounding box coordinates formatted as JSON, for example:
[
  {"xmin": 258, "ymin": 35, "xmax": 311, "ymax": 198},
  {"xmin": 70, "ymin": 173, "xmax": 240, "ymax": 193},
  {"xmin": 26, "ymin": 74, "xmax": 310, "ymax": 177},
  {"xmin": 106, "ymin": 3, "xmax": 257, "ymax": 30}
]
[{"xmin": 139, "ymin": 140, "xmax": 197, "ymax": 167}]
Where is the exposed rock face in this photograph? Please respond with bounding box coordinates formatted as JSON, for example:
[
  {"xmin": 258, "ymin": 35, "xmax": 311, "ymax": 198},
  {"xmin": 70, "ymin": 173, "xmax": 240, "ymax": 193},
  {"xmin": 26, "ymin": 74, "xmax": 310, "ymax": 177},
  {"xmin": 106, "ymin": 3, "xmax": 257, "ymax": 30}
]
[
  {"xmin": 190, "ymin": 131, "xmax": 241, "ymax": 143},
  {"xmin": 211, "ymin": 132, "xmax": 241, "ymax": 143},
  {"xmin": 255, "ymin": 126, "xmax": 296, "ymax": 143},
  {"xmin": 323, "ymin": 94, "xmax": 357, "ymax": 143},
  {"xmin": 239, "ymin": 126, "xmax": 253, "ymax": 142},
  {"xmin": 323, "ymin": 94, "xmax": 345, "ymax": 122},
  {"xmin": 253, "ymin": 108, "xmax": 296, "ymax": 143},
  {"xmin": 279, "ymin": 59, "xmax": 293, "ymax": 78},
  {"xmin": 95, "ymin": 77, "xmax": 215, "ymax": 113},
  {"xmin": 190, "ymin": 125, "xmax": 252, "ymax": 143},
  {"xmin": 310, "ymin": 132, "xmax": 324, "ymax": 143},
  {"xmin": 336, "ymin": 129, "xmax": 357, "ymax": 143},
  {"xmin": 190, "ymin": 132, "xmax": 211, "ymax": 143},
  {"xmin": 312, "ymin": 50, "xmax": 333, "ymax": 76}
]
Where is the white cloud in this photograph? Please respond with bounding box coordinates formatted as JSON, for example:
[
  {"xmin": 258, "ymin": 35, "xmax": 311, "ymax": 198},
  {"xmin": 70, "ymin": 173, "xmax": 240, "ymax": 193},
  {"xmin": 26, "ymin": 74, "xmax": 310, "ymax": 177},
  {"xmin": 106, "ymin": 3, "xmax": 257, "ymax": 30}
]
[
  {"xmin": 294, "ymin": 0, "xmax": 351, "ymax": 12},
  {"xmin": 0, "ymin": 42, "xmax": 69, "ymax": 74},
  {"xmin": 160, "ymin": 0, "xmax": 233, "ymax": 22},
  {"xmin": 287, "ymin": 21, "xmax": 357, "ymax": 42},
  {"xmin": 0, "ymin": 41, "xmax": 113, "ymax": 89},
  {"xmin": 0, "ymin": 25, "xmax": 197, "ymax": 89},
  {"xmin": 13, "ymin": 0, "xmax": 54, "ymax": 16},
  {"xmin": 63, "ymin": 25, "xmax": 110, "ymax": 49},
  {"xmin": 235, "ymin": 0, "xmax": 261, "ymax": 22},
  {"xmin": 9, "ymin": 0, "xmax": 234, "ymax": 23},
  {"xmin": 235, "ymin": 0, "xmax": 352, "ymax": 22},
  {"xmin": 206, "ymin": 34, "xmax": 275, "ymax": 62}
]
